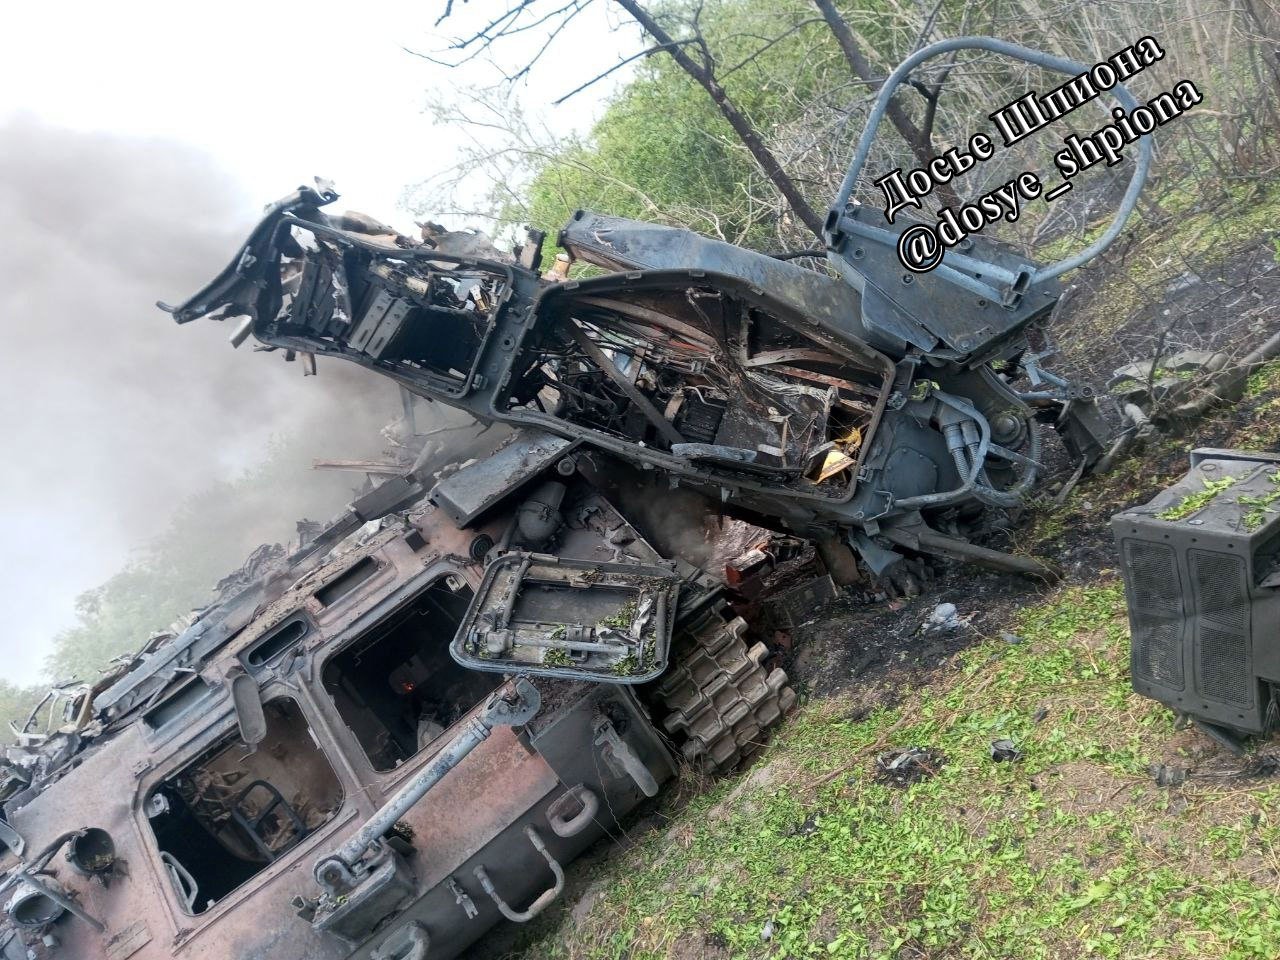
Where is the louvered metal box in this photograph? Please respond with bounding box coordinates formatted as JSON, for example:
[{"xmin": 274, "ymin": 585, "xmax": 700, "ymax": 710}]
[{"xmin": 1111, "ymin": 448, "xmax": 1280, "ymax": 734}]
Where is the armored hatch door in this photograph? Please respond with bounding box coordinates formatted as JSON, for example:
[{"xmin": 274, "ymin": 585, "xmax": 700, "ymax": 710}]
[{"xmin": 450, "ymin": 552, "xmax": 679, "ymax": 684}]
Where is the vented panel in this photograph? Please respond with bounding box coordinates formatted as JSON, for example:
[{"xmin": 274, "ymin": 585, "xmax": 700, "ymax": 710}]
[
  {"xmin": 1190, "ymin": 550, "xmax": 1251, "ymax": 708},
  {"xmin": 1132, "ymin": 618, "xmax": 1184, "ymax": 687},
  {"xmin": 1123, "ymin": 540, "xmax": 1184, "ymax": 688},
  {"xmin": 1193, "ymin": 550, "xmax": 1248, "ymax": 631},
  {"xmin": 1127, "ymin": 541, "xmax": 1181, "ymax": 611}
]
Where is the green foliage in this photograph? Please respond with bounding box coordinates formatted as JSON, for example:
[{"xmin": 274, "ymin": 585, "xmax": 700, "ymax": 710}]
[
  {"xmin": 1246, "ymin": 362, "xmax": 1280, "ymax": 399},
  {"xmin": 543, "ymin": 647, "xmax": 573, "ymax": 667},
  {"xmin": 514, "ymin": 0, "xmax": 845, "ymax": 251},
  {"xmin": 1238, "ymin": 472, "xmax": 1280, "ymax": 531},
  {"xmin": 1157, "ymin": 475, "xmax": 1237, "ymax": 521}
]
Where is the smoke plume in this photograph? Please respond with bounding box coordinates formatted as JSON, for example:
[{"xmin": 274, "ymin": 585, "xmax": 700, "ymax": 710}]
[{"xmin": 0, "ymin": 117, "xmax": 404, "ymax": 682}]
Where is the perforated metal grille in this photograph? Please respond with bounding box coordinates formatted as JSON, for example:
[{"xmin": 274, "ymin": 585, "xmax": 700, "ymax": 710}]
[
  {"xmin": 1190, "ymin": 550, "xmax": 1251, "ymax": 708},
  {"xmin": 1193, "ymin": 550, "xmax": 1248, "ymax": 631},
  {"xmin": 1198, "ymin": 626, "xmax": 1252, "ymax": 706},
  {"xmin": 1126, "ymin": 541, "xmax": 1181, "ymax": 612},
  {"xmin": 1123, "ymin": 541, "xmax": 1184, "ymax": 688},
  {"xmin": 1132, "ymin": 618, "xmax": 1184, "ymax": 687}
]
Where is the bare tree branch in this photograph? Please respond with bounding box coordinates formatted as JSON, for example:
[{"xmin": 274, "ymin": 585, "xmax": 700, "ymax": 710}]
[
  {"xmin": 810, "ymin": 0, "xmax": 958, "ymax": 206},
  {"xmin": 719, "ymin": 18, "xmax": 827, "ymax": 79},
  {"xmin": 611, "ymin": 0, "xmax": 826, "ymax": 239},
  {"xmin": 554, "ymin": 40, "xmax": 700, "ymax": 105}
]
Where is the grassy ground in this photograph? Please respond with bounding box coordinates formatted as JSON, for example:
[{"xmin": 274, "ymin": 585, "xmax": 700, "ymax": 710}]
[{"xmin": 525, "ymin": 581, "xmax": 1280, "ymax": 960}]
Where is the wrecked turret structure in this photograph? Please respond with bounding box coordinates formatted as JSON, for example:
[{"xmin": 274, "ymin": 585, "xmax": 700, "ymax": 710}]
[
  {"xmin": 1, "ymin": 37, "xmax": 1156, "ymax": 960},
  {"xmin": 156, "ymin": 37, "xmax": 1155, "ymax": 585}
]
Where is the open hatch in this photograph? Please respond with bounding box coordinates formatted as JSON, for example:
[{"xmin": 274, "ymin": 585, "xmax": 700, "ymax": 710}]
[
  {"xmin": 146, "ymin": 699, "xmax": 342, "ymax": 915},
  {"xmin": 322, "ymin": 577, "xmax": 504, "ymax": 772},
  {"xmin": 451, "ymin": 552, "xmax": 679, "ymax": 683}
]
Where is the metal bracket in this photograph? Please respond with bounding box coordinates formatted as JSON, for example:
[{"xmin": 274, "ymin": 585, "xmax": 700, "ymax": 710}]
[
  {"xmin": 447, "ymin": 877, "xmax": 478, "ymax": 920},
  {"xmin": 0, "ymin": 820, "xmax": 25, "ymax": 857},
  {"xmin": 593, "ymin": 717, "xmax": 658, "ymax": 797}
]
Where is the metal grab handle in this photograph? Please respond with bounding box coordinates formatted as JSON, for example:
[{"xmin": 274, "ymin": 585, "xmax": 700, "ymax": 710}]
[
  {"xmin": 546, "ymin": 784, "xmax": 599, "ymax": 838},
  {"xmin": 372, "ymin": 921, "xmax": 430, "ymax": 960},
  {"xmin": 160, "ymin": 852, "xmax": 199, "ymax": 912},
  {"xmin": 473, "ymin": 826, "xmax": 564, "ymax": 923},
  {"xmin": 826, "ymin": 35, "xmax": 1153, "ymax": 285}
]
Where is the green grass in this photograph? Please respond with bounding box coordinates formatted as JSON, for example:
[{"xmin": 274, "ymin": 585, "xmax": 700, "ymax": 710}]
[
  {"xmin": 1238, "ymin": 471, "xmax": 1280, "ymax": 530},
  {"xmin": 1246, "ymin": 362, "xmax": 1280, "ymax": 400},
  {"xmin": 526, "ymin": 583, "xmax": 1280, "ymax": 960},
  {"xmin": 1157, "ymin": 475, "xmax": 1239, "ymax": 521},
  {"xmin": 1050, "ymin": 184, "xmax": 1280, "ymax": 345}
]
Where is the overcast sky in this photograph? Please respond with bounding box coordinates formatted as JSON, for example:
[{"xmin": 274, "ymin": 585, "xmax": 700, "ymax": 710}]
[{"xmin": 0, "ymin": 0, "xmax": 638, "ymax": 683}]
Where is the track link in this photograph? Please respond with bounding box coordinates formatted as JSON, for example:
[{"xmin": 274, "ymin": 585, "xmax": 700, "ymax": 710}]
[{"xmin": 655, "ymin": 615, "xmax": 796, "ymax": 772}]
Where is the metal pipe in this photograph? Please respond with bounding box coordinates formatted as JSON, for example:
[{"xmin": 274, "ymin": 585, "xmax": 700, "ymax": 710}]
[
  {"xmin": 498, "ymin": 557, "xmax": 533, "ymax": 631},
  {"xmin": 473, "ymin": 826, "xmax": 564, "ymax": 923},
  {"xmin": 825, "ymin": 36, "xmax": 1152, "ymax": 287},
  {"xmin": 894, "ymin": 392, "xmax": 991, "ymax": 510},
  {"xmin": 521, "ymin": 636, "xmax": 631, "ymax": 654},
  {"xmin": 882, "ymin": 525, "xmax": 1060, "ymax": 581}
]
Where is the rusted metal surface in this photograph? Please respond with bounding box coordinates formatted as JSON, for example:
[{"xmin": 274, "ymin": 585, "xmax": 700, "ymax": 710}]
[{"xmin": 0, "ymin": 472, "xmax": 695, "ymax": 960}]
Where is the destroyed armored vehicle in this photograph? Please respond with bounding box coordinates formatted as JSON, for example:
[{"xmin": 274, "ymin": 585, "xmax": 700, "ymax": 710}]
[
  {"xmin": 0, "ymin": 443, "xmax": 795, "ymax": 959},
  {"xmin": 157, "ymin": 38, "xmax": 1153, "ymax": 582},
  {"xmin": 1, "ymin": 38, "xmax": 1157, "ymax": 960}
]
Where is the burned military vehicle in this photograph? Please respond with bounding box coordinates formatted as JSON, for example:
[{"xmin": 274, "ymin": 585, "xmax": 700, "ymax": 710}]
[
  {"xmin": 155, "ymin": 39, "xmax": 1155, "ymax": 582},
  {"xmin": 155, "ymin": 174, "xmax": 1117, "ymax": 583},
  {"xmin": 1, "ymin": 38, "xmax": 1155, "ymax": 960},
  {"xmin": 0, "ymin": 438, "xmax": 795, "ymax": 960}
]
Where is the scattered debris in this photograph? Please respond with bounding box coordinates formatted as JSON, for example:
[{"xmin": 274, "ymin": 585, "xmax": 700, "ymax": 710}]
[
  {"xmin": 788, "ymin": 812, "xmax": 821, "ymax": 837},
  {"xmin": 875, "ymin": 747, "xmax": 946, "ymax": 787},
  {"xmin": 763, "ymin": 573, "xmax": 837, "ymax": 629},
  {"xmin": 923, "ymin": 602, "xmax": 971, "ymax": 634},
  {"xmin": 1148, "ymin": 763, "xmax": 1189, "ymax": 787},
  {"xmin": 989, "ymin": 739, "xmax": 1022, "ymax": 763},
  {"xmin": 1240, "ymin": 753, "xmax": 1280, "ymax": 778}
]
